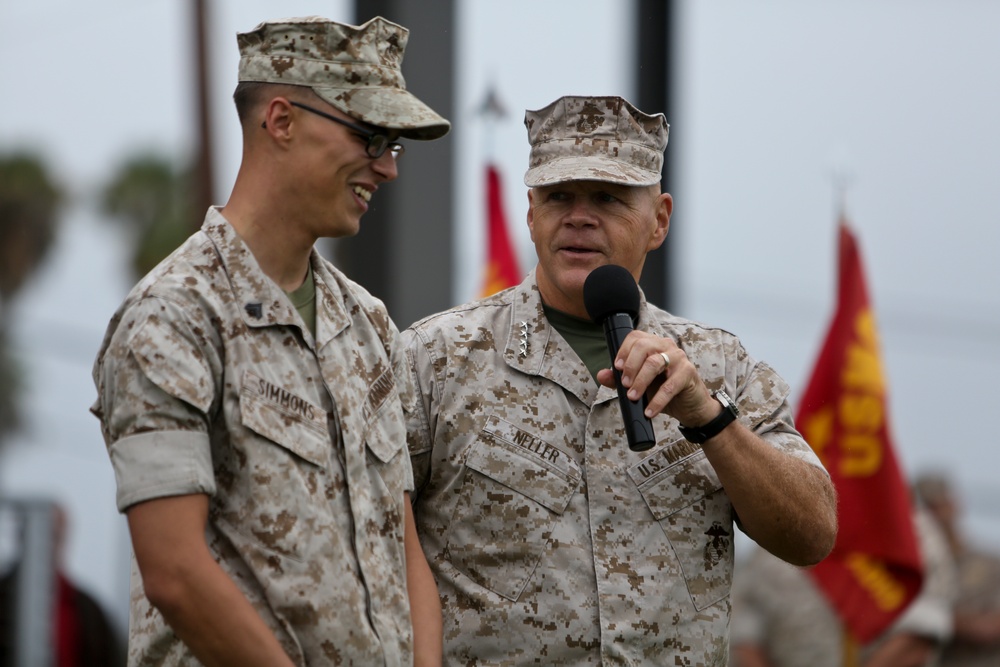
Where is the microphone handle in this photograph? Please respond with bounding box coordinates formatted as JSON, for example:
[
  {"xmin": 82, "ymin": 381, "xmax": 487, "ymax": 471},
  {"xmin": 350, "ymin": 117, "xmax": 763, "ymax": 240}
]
[{"xmin": 603, "ymin": 313, "xmax": 657, "ymax": 452}]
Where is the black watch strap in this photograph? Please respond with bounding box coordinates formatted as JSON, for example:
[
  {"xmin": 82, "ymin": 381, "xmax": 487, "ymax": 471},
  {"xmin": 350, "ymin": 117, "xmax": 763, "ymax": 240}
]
[{"xmin": 678, "ymin": 390, "xmax": 739, "ymax": 444}]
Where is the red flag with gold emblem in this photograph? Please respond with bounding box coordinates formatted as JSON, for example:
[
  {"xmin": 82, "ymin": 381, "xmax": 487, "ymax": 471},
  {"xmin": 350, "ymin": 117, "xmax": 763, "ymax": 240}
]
[
  {"xmin": 798, "ymin": 221, "xmax": 923, "ymax": 643},
  {"xmin": 480, "ymin": 164, "xmax": 521, "ymax": 297}
]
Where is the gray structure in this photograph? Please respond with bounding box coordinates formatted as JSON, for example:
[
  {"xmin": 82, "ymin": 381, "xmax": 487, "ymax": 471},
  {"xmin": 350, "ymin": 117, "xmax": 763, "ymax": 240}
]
[
  {"xmin": 1, "ymin": 499, "xmax": 57, "ymax": 667},
  {"xmin": 635, "ymin": 0, "xmax": 675, "ymax": 311},
  {"xmin": 340, "ymin": 0, "xmax": 673, "ymax": 325},
  {"xmin": 341, "ymin": 0, "xmax": 456, "ymax": 329}
]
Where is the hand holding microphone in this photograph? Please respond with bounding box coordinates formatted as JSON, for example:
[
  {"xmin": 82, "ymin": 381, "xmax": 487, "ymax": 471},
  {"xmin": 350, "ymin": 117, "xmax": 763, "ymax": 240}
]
[
  {"xmin": 584, "ymin": 265, "xmax": 737, "ymax": 449},
  {"xmin": 583, "ymin": 264, "xmax": 657, "ymax": 452}
]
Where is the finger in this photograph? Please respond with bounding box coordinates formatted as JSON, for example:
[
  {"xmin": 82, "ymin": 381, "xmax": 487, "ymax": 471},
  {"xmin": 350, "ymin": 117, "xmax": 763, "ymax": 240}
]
[
  {"xmin": 612, "ymin": 329, "xmax": 643, "ymax": 372},
  {"xmin": 616, "ymin": 332, "xmax": 656, "ymax": 389},
  {"xmin": 595, "ymin": 367, "xmax": 618, "ymax": 389},
  {"xmin": 644, "ymin": 374, "xmax": 679, "ymax": 417},
  {"xmin": 626, "ymin": 348, "xmax": 671, "ymax": 401}
]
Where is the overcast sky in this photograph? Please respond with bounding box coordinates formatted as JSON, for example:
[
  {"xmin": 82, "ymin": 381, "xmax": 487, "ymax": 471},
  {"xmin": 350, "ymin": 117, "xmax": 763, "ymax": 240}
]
[{"xmin": 2, "ymin": 0, "xmax": 998, "ymax": 627}]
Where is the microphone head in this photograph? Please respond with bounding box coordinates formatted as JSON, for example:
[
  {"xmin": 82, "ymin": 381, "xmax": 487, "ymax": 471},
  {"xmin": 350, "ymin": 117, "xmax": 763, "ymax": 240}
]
[{"xmin": 583, "ymin": 264, "xmax": 641, "ymax": 322}]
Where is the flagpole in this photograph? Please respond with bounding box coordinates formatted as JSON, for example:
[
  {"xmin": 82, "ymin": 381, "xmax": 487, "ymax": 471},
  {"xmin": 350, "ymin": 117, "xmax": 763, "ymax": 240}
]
[
  {"xmin": 476, "ymin": 84, "xmax": 522, "ymax": 298},
  {"xmin": 478, "ymin": 82, "xmax": 505, "ymax": 163},
  {"xmin": 842, "ymin": 628, "xmax": 859, "ymax": 667},
  {"xmin": 831, "ymin": 166, "xmax": 855, "ymax": 225}
]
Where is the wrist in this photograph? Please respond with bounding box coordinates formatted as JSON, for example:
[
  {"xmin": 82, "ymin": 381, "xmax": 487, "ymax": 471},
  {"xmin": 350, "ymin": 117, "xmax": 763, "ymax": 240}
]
[{"xmin": 678, "ymin": 390, "xmax": 739, "ymax": 444}]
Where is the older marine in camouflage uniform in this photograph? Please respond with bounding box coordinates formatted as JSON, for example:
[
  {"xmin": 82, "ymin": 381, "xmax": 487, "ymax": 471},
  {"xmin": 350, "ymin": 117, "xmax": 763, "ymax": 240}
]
[
  {"xmin": 404, "ymin": 96, "xmax": 838, "ymax": 665},
  {"xmin": 92, "ymin": 16, "xmax": 448, "ymax": 666}
]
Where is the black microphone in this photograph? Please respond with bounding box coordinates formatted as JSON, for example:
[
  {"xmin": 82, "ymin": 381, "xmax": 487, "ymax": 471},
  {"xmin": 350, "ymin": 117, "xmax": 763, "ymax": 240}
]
[{"xmin": 583, "ymin": 264, "xmax": 656, "ymax": 452}]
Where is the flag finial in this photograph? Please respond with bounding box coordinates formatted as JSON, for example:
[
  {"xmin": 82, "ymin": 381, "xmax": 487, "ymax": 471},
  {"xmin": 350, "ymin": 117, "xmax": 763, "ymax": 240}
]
[{"xmin": 477, "ymin": 84, "xmax": 507, "ymax": 120}]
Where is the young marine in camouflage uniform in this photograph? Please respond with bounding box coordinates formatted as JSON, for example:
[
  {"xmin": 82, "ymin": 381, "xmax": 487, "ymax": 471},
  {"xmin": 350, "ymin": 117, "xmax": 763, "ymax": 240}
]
[
  {"xmin": 403, "ymin": 96, "xmax": 838, "ymax": 666},
  {"xmin": 91, "ymin": 16, "xmax": 449, "ymax": 666}
]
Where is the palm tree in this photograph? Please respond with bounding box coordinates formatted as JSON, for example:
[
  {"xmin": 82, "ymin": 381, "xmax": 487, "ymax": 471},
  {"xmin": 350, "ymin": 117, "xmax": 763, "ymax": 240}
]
[
  {"xmin": 0, "ymin": 153, "xmax": 62, "ymax": 441},
  {"xmin": 100, "ymin": 153, "xmax": 197, "ymax": 281}
]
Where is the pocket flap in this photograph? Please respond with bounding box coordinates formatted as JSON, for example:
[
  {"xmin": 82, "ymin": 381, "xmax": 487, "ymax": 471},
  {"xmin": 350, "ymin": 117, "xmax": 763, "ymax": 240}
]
[
  {"xmin": 628, "ymin": 443, "xmax": 723, "ymax": 519},
  {"xmin": 466, "ymin": 418, "xmax": 581, "ymax": 514},
  {"xmin": 240, "ymin": 377, "xmax": 329, "ymax": 468}
]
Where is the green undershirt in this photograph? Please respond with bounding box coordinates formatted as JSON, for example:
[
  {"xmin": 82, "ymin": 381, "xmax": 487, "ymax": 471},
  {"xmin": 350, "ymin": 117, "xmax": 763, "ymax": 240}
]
[
  {"xmin": 543, "ymin": 304, "xmax": 608, "ymax": 384},
  {"xmin": 285, "ymin": 263, "xmax": 317, "ymax": 339}
]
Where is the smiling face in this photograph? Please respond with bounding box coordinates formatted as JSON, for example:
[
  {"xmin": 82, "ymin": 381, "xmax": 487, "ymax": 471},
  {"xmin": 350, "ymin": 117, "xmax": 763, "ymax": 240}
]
[
  {"xmin": 527, "ymin": 180, "xmax": 671, "ymax": 318},
  {"xmin": 286, "ymin": 99, "xmax": 401, "ymax": 239}
]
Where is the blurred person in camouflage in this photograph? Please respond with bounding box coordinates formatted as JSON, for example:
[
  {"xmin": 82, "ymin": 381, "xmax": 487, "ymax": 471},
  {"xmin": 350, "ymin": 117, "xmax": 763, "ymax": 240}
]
[
  {"xmin": 402, "ymin": 95, "xmax": 838, "ymax": 665},
  {"xmin": 915, "ymin": 472, "xmax": 1000, "ymax": 666},
  {"xmin": 730, "ymin": 508, "xmax": 956, "ymax": 667},
  {"xmin": 90, "ymin": 16, "xmax": 448, "ymax": 667}
]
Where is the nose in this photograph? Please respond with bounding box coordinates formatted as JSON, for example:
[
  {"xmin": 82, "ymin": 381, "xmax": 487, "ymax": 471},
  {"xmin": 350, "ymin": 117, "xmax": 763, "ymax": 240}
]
[
  {"xmin": 371, "ymin": 151, "xmax": 399, "ymax": 182},
  {"xmin": 563, "ymin": 198, "xmax": 598, "ymax": 227}
]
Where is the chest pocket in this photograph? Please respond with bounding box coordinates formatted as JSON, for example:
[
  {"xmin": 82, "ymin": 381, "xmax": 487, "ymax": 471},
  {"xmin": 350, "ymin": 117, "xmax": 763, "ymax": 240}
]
[
  {"xmin": 235, "ymin": 380, "xmax": 332, "ymax": 560},
  {"xmin": 445, "ymin": 417, "xmax": 582, "ymax": 601},
  {"xmin": 239, "ymin": 376, "xmax": 329, "ymax": 468},
  {"xmin": 629, "ymin": 444, "xmax": 734, "ymax": 610}
]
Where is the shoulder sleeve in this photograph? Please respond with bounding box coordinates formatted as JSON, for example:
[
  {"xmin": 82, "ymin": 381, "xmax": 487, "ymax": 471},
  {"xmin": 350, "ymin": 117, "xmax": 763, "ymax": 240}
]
[
  {"xmin": 738, "ymin": 359, "xmax": 827, "ymax": 473},
  {"xmin": 93, "ymin": 295, "xmax": 221, "ymax": 512}
]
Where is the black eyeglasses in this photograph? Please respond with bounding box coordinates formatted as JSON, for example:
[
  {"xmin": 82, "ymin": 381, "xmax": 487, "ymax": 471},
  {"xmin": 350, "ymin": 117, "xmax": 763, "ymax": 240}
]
[{"xmin": 289, "ymin": 102, "xmax": 405, "ymax": 160}]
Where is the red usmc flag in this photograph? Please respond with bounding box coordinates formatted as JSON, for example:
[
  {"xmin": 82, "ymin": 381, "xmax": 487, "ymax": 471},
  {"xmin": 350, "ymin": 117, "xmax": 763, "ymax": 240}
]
[
  {"xmin": 797, "ymin": 221, "xmax": 923, "ymax": 643},
  {"xmin": 480, "ymin": 164, "xmax": 521, "ymax": 297}
]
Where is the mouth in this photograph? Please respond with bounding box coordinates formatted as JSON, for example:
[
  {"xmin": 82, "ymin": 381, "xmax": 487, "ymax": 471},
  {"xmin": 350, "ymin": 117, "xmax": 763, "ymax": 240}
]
[
  {"xmin": 353, "ymin": 184, "xmax": 373, "ymax": 203},
  {"xmin": 559, "ymin": 245, "xmax": 602, "ymax": 257}
]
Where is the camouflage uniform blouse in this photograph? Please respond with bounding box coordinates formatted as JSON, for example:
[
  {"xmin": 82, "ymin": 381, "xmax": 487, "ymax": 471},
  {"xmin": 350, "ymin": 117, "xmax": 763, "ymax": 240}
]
[
  {"xmin": 403, "ymin": 272, "xmax": 825, "ymax": 667},
  {"xmin": 92, "ymin": 208, "xmax": 414, "ymax": 666}
]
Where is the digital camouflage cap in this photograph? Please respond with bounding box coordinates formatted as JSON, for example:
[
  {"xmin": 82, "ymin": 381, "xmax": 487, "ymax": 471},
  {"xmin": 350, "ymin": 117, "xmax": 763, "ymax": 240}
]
[
  {"xmin": 237, "ymin": 16, "xmax": 450, "ymax": 140},
  {"xmin": 523, "ymin": 96, "xmax": 668, "ymax": 187}
]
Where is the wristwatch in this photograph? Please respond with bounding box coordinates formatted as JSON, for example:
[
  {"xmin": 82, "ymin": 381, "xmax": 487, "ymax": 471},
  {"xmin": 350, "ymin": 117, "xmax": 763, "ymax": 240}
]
[{"xmin": 678, "ymin": 390, "xmax": 739, "ymax": 444}]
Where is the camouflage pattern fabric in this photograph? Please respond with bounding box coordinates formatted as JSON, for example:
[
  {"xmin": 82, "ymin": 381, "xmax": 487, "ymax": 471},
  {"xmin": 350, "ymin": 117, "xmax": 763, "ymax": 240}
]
[
  {"xmin": 940, "ymin": 548, "xmax": 1000, "ymax": 667},
  {"xmin": 523, "ymin": 95, "xmax": 668, "ymax": 188},
  {"xmin": 403, "ymin": 271, "xmax": 825, "ymax": 666},
  {"xmin": 92, "ymin": 208, "xmax": 415, "ymax": 666},
  {"xmin": 237, "ymin": 15, "xmax": 449, "ymax": 140},
  {"xmin": 730, "ymin": 510, "xmax": 955, "ymax": 667}
]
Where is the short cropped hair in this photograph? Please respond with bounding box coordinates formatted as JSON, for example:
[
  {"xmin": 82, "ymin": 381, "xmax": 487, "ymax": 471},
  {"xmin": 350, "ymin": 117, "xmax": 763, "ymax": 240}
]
[{"xmin": 232, "ymin": 81, "xmax": 320, "ymax": 126}]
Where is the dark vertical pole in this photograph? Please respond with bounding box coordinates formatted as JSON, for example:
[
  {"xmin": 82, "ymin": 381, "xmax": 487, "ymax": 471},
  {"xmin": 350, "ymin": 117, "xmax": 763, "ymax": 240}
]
[
  {"xmin": 341, "ymin": 0, "xmax": 455, "ymax": 329},
  {"xmin": 11, "ymin": 501, "xmax": 56, "ymax": 667},
  {"xmin": 192, "ymin": 0, "xmax": 216, "ymax": 225},
  {"xmin": 635, "ymin": 0, "xmax": 674, "ymax": 311}
]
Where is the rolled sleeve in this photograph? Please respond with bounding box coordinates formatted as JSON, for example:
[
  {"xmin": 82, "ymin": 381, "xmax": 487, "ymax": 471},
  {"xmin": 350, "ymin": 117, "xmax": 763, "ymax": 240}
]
[
  {"xmin": 110, "ymin": 430, "xmax": 216, "ymax": 512},
  {"xmin": 94, "ymin": 295, "xmax": 221, "ymax": 513}
]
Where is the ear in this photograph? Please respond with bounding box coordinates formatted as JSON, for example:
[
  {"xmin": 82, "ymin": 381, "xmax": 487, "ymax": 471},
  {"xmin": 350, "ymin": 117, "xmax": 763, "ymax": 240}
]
[
  {"xmin": 647, "ymin": 192, "xmax": 672, "ymax": 251},
  {"xmin": 526, "ymin": 189, "xmax": 536, "ymax": 242},
  {"xmin": 261, "ymin": 97, "xmax": 295, "ymax": 143}
]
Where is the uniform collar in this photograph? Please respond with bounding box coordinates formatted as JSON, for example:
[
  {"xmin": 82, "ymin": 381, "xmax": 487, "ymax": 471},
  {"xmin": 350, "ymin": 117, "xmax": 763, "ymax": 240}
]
[
  {"xmin": 504, "ymin": 270, "xmax": 664, "ymax": 406},
  {"xmin": 202, "ymin": 208, "xmax": 350, "ymax": 343},
  {"xmin": 504, "ymin": 271, "xmax": 601, "ymax": 404}
]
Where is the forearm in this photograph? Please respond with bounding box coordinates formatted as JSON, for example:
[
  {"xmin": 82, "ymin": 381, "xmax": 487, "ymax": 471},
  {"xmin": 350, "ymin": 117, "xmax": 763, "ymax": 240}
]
[
  {"xmin": 128, "ymin": 496, "xmax": 296, "ymax": 667},
  {"xmin": 702, "ymin": 422, "xmax": 837, "ymax": 565},
  {"xmin": 155, "ymin": 559, "xmax": 295, "ymax": 666},
  {"xmin": 404, "ymin": 496, "xmax": 443, "ymax": 666}
]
